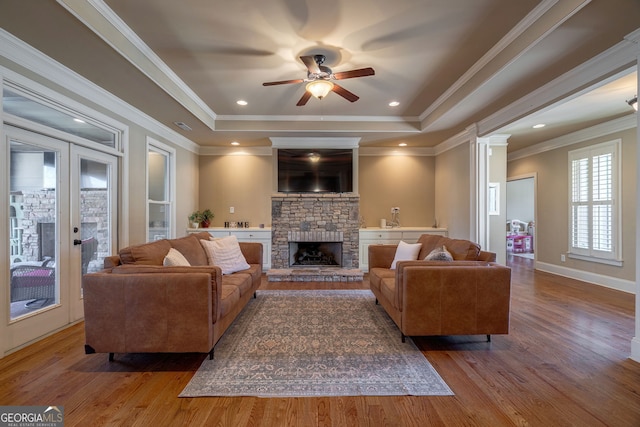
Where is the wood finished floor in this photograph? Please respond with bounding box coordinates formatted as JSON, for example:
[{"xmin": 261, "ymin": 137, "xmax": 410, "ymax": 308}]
[{"xmin": 1, "ymin": 256, "xmax": 639, "ymax": 426}]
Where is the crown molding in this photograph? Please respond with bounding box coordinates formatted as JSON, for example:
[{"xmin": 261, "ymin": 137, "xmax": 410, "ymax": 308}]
[
  {"xmin": 479, "ymin": 31, "xmax": 640, "ymax": 137},
  {"xmin": 199, "ymin": 146, "xmax": 273, "ymax": 156},
  {"xmin": 419, "ymin": 0, "xmax": 588, "ymax": 126},
  {"xmin": 270, "ymin": 137, "xmax": 361, "ymax": 148},
  {"xmin": 507, "ymin": 114, "xmax": 636, "ymax": 161},
  {"xmin": 359, "ymin": 146, "xmax": 435, "ymax": 157},
  {"xmin": 216, "ymin": 114, "xmax": 420, "ymax": 123},
  {"xmin": 0, "ymin": 28, "xmax": 200, "ymax": 154},
  {"xmin": 56, "ymin": 0, "xmax": 217, "ymax": 130}
]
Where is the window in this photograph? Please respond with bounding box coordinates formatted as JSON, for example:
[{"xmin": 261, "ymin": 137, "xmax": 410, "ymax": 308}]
[
  {"xmin": 147, "ymin": 139, "xmax": 176, "ymax": 241},
  {"xmin": 568, "ymin": 140, "xmax": 621, "ymax": 264}
]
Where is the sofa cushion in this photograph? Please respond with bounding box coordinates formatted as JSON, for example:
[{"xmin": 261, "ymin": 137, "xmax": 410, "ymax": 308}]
[
  {"xmin": 221, "ymin": 273, "xmax": 253, "ymax": 297},
  {"xmin": 424, "ymin": 245, "xmax": 454, "ymax": 261},
  {"xmin": 163, "ymin": 248, "xmax": 191, "ymax": 266},
  {"xmin": 369, "ymin": 267, "xmax": 395, "ymax": 292},
  {"xmin": 200, "ymin": 235, "xmax": 250, "ymax": 274},
  {"xmin": 380, "ymin": 277, "xmax": 398, "ymax": 310},
  {"xmin": 417, "ymin": 235, "xmax": 481, "ymax": 261},
  {"xmin": 169, "ymin": 234, "xmax": 209, "ymax": 266},
  {"xmin": 119, "ymin": 240, "xmax": 172, "ymax": 265},
  {"xmin": 390, "ymin": 241, "xmax": 422, "ymax": 269},
  {"xmin": 219, "ymin": 285, "xmax": 240, "ymax": 318}
]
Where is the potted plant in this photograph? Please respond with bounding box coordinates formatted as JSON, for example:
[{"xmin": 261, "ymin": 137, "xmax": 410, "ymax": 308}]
[
  {"xmin": 188, "ymin": 211, "xmax": 202, "ymax": 229},
  {"xmin": 200, "ymin": 209, "xmax": 214, "ymax": 228}
]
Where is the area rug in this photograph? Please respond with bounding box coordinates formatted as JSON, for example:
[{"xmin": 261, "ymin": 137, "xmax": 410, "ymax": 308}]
[{"xmin": 179, "ymin": 290, "xmax": 453, "ymax": 397}]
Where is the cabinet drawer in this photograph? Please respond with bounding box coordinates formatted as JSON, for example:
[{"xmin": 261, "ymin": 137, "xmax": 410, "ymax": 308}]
[{"xmin": 360, "ymin": 230, "xmax": 403, "ymax": 240}]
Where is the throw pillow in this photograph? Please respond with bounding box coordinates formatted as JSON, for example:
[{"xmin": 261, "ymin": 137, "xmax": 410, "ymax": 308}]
[
  {"xmin": 390, "ymin": 240, "xmax": 422, "ymax": 269},
  {"xmin": 199, "ymin": 235, "xmax": 250, "ymax": 274},
  {"xmin": 163, "ymin": 247, "xmax": 191, "ymax": 267},
  {"xmin": 424, "ymin": 245, "xmax": 454, "ymax": 261}
]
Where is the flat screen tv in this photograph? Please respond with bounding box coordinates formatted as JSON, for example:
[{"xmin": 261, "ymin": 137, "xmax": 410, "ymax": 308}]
[{"xmin": 278, "ymin": 148, "xmax": 353, "ymax": 193}]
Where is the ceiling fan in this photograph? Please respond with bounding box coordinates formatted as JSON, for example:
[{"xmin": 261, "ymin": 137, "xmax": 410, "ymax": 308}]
[{"xmin": 262, "ymin": 54, "xmax": 375, "ymax": 106}]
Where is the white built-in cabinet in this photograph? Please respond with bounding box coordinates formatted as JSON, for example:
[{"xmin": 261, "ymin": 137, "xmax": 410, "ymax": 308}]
[
  {"xmin": 188, "ymin": 228, "xmax": 272, "ymax": 270},
  {"xmin": 189, "ymin": 227, "xmax": 446, "ymax": 272},
  {"xmin": 358, "ymin": 227, "xmax": 448, "ymax": 272}
]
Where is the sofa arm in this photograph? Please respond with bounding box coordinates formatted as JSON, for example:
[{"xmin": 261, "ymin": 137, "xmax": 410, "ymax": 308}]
[
  {"xmin": 239, "ymin": 242, "xmax": 263, "ymax": 265},
  {"xmin": 478, "ymin": 250, "xmax": 496, "ymax": 262},
  {"xmin": 83, "ymin": 271, "xmax": 216, "ymax": 354},
  {"xmin": 368, "ymin": 244, "xmax": 398, "ymax": 269}
]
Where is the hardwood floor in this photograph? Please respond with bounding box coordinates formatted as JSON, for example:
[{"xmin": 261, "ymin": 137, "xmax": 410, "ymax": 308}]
[{"xmin": 1, "ymin": 256, "xmax": 639, "ymax": 426}]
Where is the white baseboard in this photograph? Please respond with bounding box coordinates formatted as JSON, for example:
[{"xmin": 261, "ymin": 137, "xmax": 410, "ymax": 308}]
[{"xmin": 535, "ymin": 261, "xmax": 636, "ymax": 294}]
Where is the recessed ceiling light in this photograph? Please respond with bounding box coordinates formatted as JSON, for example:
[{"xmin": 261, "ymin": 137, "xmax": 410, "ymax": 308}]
[
  {"xmin": 231, "ymin": 141, "xmax": 240, "ymax": 146},
  {"xmin": 533, "ymin": 123, "xmax": 545, "ymax": 129},
  {"xmin": 237, "ymin": 100, "xmax": 248, "ymax": 106},
  {"xmin": 399, "ymin": 142, "xmax": 407, "ymax": 147},
  {"xmin": 389, "ymin": 101, "xmax": 400, "ymax": 107}
]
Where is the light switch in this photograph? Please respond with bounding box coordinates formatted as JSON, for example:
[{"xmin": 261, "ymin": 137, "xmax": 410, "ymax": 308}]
[{"xmin": 230, "ymin": 207, "xmax": 235, "ymax": 214}]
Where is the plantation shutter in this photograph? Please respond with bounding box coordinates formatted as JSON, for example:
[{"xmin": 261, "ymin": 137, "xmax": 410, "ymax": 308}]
[{"xmin": 568, "ymin": 141, "xmax": 619, "ymax": 261}]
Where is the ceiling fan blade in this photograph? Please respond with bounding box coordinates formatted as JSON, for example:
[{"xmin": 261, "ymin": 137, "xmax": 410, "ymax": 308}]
[
  {"xmin": 300, "ymin": 55, "xmax": 321, "ymax": 74},
  {"xmin": 331, "ymin": 84, "xmax": 359, "ymax": 102},
  {"xmin": 296, "ymin": 91, "xmax": 312, "ymax": 106},
  {"xmin": 263, "ymin": 79, "xmax": 304, "ymax": 86},
  {"xmin": 333, "ymin": 67, "xmax": 375, "ymax": 80}
]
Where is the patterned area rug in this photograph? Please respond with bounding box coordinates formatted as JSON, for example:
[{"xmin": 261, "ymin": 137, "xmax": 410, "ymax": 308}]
[{"xmin": 180, "ymin": 290, "xmax": 453, "ymax": 397}]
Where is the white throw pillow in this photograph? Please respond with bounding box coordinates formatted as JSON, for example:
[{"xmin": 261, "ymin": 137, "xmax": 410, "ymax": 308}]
[
  {"xmin": 163, "ymin": 247, "xmax": 191, "ymax": 266},
  {"xmin": 390, "ymin": 241, "xmax": 422, "ymax": 269},
  {"xmin": 200, "ymin": 235, "xmax": 250, "ymax": 274}
]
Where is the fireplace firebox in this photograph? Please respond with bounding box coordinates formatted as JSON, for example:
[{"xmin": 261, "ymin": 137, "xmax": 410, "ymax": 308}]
[{"xmin": 289, "ymin": 241, "xmax": 342, "ymax": 267}]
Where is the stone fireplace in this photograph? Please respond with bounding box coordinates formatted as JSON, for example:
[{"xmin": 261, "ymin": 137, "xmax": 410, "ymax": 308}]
[{"xmin": 268, "ymin": 193, "xmax": 362, "ymax": 281}]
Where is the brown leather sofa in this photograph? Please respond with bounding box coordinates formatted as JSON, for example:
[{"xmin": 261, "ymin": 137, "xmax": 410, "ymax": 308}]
[
  {"xmin": 82, "ymin": 232, "xmax": 262, "ymax": 360},
  {"xmin": 368, "ymin": 234, "xmax": 511, "ymax": 341}
]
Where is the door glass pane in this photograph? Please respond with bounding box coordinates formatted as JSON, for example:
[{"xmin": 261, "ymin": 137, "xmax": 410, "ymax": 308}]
[
  {"xmin": 3, "ymin": 87, "xmax": 117, "ymax": 148},
  {"xmin": 80, "ymin": 158, "xmax": 111, "ymax": 275},
  {"xmin": 9, "ymin": 141, "xmax": 58, "ymax": 319}
]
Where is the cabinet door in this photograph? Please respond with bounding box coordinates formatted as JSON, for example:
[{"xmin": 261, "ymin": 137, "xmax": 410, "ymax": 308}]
[{"xmin": 232, "ymin": 230, "xmax": 271, "ymax": 270}]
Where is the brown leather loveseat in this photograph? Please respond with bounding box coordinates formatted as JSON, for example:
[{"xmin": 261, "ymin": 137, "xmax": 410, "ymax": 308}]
[
  {"xmin": 82, "ymin": 232, "xmax": 262, "ymax": 360},
  {"xmin": 368, "ymin": 234, "xmax": 511, "ymax": 341}
]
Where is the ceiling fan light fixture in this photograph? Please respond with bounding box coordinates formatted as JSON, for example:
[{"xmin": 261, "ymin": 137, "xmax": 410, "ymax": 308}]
[
  {"xmin": 306, "ymin": 80, "xmax": 334, "ymax": 99},
  {"xmin": 627, "ymin": 96, "xmax": 638, "ymax": 111}
]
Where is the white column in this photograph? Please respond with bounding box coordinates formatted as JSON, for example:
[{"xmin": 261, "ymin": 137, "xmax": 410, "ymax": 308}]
[{"xmin": 630, "ymin": 33, "xmax": 640, "ymax": 363}]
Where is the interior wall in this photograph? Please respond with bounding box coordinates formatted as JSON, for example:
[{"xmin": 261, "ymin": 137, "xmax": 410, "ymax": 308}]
[
  {"xmin": 508, "ymin": 126, "xmax": 637, "ymax": 283},
  {"xmin": 198, "ymin": 154, "xmax": 273, "ymax": 228},
  {"xmin": 507, "ymin": 178, "xmax": 535, "ymax": 224},
  {"xmin": 435, "ymin": 143, "xmax": 471, "ymax": 239},
  {"xmin": 199, "ymin": 152, "xmax": 437, "ymax": 230},
  {"xmin": 358, "ymin": 154, "xmax": 435, "ymax": 228}
]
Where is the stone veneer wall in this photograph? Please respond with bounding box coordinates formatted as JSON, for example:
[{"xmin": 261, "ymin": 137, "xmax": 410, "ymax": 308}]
[{"xmin": 271, "ymin": 193, "xmax": 360, "ymax": 269}]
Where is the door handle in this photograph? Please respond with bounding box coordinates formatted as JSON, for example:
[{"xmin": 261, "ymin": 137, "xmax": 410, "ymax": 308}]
[{"xmin": 73, "ymin": 239, "xmax": 83, "ymax": 246}]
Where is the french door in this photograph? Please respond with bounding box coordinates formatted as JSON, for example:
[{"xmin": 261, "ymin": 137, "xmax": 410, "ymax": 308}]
[{"xmin": 2, "ymin": 126, "xmax": 117, "ymax": 354}]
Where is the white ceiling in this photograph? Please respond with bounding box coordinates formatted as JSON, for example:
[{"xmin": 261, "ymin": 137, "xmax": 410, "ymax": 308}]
[{"xmin": 0, "ymin": 0, "xmax": 638, "ymax": 150}]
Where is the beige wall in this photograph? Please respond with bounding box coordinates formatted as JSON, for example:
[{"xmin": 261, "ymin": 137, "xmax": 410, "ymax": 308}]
[
  {"xmin": 198, "ymin": 153, "xmax": 436, "ymax": 229},
  {"xmin": 508, "ymin": 127, "xmax": 637, "ymax": 282},
  {"xmin": 358, "ymin": 155, "xmax": 435, "ymax": 228},
  {"xmin": 435, "ymin": 143, "xmax": 471, "ymax": 239},
  {"xmin": 198, "ymin": 154, "xmax": 273, "ymax": 228}
]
